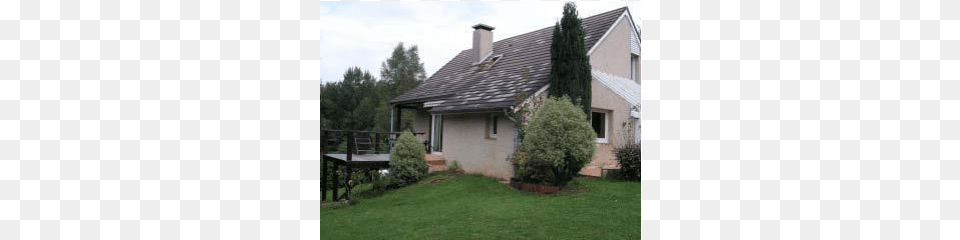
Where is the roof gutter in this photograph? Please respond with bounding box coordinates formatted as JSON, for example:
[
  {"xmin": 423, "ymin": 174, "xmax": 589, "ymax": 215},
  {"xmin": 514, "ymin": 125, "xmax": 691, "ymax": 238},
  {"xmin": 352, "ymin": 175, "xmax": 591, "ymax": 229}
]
[
  {"xmin": 430, "ymin": 109, "xmax": 505, "ymax": 115},
  {"xmin": 430, "ymin": 108, "xmax": 508, "ymax": 115},
  {"xmin": 390, "ymin": 93, "xmax": 458, "ymax": 105},
  {"xmin": 503, "ymin": 109, "xmax": 518, "ymax": 123}
]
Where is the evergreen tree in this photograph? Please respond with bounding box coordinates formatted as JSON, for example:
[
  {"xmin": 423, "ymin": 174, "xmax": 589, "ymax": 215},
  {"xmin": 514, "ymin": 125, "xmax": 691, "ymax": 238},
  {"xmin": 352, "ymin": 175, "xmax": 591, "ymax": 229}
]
[
  {"xmin": 319, "ymin": 43, "xmax": 427, "ymax": 132},
  {"xmin": 380, "ymin": 42, "xmax": 427, "ymax": 98},
  {"xmin": 320, "ymin": 67, "xmax": 378, "ymax": 130},
  {"xmin": 378, "ymin": 42, "xmax": 428, "ymax": 131},
  {"xmin": 548, "ymin": 2, "xmax": 592, "ymax": 114}
]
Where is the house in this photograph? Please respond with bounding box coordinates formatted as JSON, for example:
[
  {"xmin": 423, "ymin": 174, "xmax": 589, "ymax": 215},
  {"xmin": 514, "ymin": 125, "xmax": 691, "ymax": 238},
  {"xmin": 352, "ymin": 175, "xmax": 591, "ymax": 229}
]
[{"xmin": 389, "ymin": 7, "xmax": 641, "ymax": 179}]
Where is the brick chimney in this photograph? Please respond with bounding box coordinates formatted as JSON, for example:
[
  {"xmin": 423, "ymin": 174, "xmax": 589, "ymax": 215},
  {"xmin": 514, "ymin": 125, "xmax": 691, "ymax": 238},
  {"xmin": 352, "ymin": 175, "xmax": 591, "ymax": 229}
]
[{"xmin": 472, "ymin": 24, "xmax": 494, "ymax": 64}]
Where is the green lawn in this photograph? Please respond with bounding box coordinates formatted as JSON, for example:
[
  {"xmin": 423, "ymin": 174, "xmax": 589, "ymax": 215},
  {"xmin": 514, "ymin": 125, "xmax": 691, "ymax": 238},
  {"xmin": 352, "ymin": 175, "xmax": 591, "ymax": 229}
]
[{"xmin": 320, "ymin": 173, "xmax": 640, "ymax": 239}]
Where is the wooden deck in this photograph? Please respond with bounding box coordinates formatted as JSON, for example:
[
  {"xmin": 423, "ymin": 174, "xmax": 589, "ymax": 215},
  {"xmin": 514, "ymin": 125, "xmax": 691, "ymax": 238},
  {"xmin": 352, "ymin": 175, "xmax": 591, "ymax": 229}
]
[
  {"xmin": 321, "ymin": 130, "xmax": 426, "ymax": 202},
  {"xmin": 322, "ymin": 153, "xmax": 391, "ymax": 168},
  {"xmin": 323, "ymin": 153, "xmax": 391, "ymax": 162}
]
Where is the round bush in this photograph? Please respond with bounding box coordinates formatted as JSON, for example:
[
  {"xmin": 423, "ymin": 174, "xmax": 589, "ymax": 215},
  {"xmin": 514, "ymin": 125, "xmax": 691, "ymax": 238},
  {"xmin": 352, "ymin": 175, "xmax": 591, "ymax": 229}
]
[
  {"xmin": 389, "ymin": 130, "xmax": 428, "ymax": 187},
  {"xmin": 512, "ymin": 146, "xmax": 553, "ymax": 184},
  {"xmin": 615, "ymin": 144, "xmax": 640, "ymax": 181},
  {"xmin": 522, "ymin": 96, "xmax": 596, "ymax": 186}
]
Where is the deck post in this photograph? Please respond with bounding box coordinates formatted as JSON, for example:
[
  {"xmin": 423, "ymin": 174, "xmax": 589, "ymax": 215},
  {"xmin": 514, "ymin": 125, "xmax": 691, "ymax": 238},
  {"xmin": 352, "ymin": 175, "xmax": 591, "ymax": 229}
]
[
  {"xmin": 393, "ymin": 105, "xmax": 402, "ymax": 132},
  {"xmin": 374, "ymin": 132, "xmax": 380, "ymax": 154},
  {"xmin": 321, "ymin": 131, "xmax": 326, "ymax": 201},
  {"xmin": 321, "ymin": 159, "xmax": 327, "ymax": 201},
  {"xmin": 347, "ymin": 131, "xmax": 354, "ymax": 161},
  {"xmin": 333, "ymin": 161, "xmax": 339, "ymax": 201},
  {"xmin": 345, "ymin": 131, "xmax": 354, "ymax": 200}
]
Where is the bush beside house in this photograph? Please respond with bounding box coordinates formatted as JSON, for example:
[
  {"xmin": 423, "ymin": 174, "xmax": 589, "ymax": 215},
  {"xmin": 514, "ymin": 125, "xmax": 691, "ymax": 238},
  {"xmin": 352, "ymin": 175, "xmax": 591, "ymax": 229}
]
[
  {"xmin": 389, "ymin": 130, "xmax": 429, "ymax": 187},
  {"xmin": 614, "ymin": 144, "xmax": 640, "ymax": 181},
  {"xmin": 521, "ymin": 96, "xmax": 596, "ymax": 186}
]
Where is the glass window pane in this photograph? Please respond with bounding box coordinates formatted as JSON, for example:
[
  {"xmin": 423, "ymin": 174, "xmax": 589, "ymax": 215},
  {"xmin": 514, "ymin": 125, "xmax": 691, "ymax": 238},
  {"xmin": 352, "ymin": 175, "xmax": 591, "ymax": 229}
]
[
  {"xmin": 492, "ymin": 115, "xmax": 497, "ymax": 135},
  {"xmin": 432, "ymin": 115, "xmax": 442, "ymax": 152},
  {"xmin": 592, "ymin": 112, "xmax": 605, "ymax": 138}
]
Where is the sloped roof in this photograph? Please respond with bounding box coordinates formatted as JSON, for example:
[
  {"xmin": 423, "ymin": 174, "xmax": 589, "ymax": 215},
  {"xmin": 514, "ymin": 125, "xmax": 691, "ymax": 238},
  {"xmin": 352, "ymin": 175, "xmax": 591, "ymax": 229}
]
[
  {"xmin": 391, "ymin": 7, "xmax": 629, "ymax": 113},
  {"xmin": 593, "ymin": 70, "xmax": 640, "ymax": 106}
]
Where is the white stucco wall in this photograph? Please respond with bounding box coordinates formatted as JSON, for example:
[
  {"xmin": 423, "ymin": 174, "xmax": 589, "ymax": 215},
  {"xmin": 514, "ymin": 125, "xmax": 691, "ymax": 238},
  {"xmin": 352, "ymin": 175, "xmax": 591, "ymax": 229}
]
[
  {"xmin": 440, "ymin": 113, "xmax": 516, "ymax": 180},
  {"xmin": 589, "ymin": 15, "xmax": 639, "ymax": 80}
]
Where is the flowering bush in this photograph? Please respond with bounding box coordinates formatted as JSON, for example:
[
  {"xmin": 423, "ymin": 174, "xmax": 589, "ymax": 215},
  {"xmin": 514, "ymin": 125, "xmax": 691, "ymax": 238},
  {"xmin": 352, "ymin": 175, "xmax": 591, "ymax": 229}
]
[{"xmin": 522, "ymin": 96, "xmax": 596, "ymax": 186}]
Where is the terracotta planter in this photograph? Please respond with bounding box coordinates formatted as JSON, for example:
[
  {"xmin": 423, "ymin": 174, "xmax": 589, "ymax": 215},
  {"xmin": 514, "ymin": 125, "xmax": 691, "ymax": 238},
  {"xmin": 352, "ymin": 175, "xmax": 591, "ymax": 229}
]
[{"xmin": 536, "ymin": 184, "xmax": 560, "ymax": 194}]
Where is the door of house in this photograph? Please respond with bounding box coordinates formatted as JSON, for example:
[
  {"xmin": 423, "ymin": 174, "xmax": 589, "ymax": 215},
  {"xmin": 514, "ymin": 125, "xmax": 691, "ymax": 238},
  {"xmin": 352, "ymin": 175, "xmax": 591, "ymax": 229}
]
[{"xmin": 431, "ymin": 114, "xmax": 443, "ymax": 153}]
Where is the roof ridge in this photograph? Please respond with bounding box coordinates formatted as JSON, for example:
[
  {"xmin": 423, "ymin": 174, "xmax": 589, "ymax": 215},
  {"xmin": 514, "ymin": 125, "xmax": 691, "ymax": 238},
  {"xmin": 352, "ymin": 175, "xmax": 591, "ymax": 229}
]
[
  {"xmin": 489, "ymin": 6, "xmax": 627, "ymax": 47},
  {"xmin": 392, "ymin": 6, "xmax": 632, "ymax": 110}
]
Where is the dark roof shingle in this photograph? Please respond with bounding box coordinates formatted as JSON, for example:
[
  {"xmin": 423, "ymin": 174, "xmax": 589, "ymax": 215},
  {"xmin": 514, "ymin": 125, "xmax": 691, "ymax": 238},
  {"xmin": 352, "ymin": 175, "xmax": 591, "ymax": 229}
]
[{"xmin": 391, "ymin": 7, "xmax": 628, "ymax": 113}]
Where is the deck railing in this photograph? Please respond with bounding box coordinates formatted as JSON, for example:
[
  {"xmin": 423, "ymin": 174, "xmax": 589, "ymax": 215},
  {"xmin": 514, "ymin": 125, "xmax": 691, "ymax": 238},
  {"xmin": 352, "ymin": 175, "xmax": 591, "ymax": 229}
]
[
  {"xmin": 321, "ymin": 130, "xmax": 425, "ymax": 202},
  {"xmin": 320, "ymin": 130, "xmax": 426, "ymax": 155}
]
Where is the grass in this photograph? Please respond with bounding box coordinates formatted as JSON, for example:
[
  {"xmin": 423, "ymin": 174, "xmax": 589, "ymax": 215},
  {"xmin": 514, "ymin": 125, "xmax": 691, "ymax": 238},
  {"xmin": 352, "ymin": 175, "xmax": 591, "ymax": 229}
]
[
  {"xmin": 323, "ymin": 183, "xmax": 376, "ymax": 201},
  {"xmin": 320, "ymin": 173, "xmax": 640, "ymax": 239}
]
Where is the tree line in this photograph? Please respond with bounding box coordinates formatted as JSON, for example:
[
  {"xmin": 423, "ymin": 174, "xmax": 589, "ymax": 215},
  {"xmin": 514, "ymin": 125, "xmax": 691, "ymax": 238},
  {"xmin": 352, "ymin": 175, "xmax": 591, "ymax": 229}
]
[{"xmin": 320, "ymin": 43, "xmax": 427, "ymax": 132}]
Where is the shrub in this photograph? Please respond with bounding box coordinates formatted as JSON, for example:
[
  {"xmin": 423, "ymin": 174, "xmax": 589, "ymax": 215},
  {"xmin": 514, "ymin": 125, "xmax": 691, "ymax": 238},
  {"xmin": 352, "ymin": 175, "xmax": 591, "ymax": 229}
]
[
  {"xmin": 335, "ymin": 140, "xmax": 348, "ymax": 153},
  {"xmin": 510, "ymin": 146, "xmax": 529, "ymax": 179},
  {"xmin": 512, "ymin": 146, "xmax": 553, "ymax": 184},
  {"xmin": 369, "ymin": 169, "xmax": 389, "ymax": 191},
  {"xmin": 615, "ymin": 144, "xmax": 641, "ymax": 181},
  {"xmin": 522, "ymin": 96, "xmax": 596, "ymax": 186},
  {"xmin": 388, "ymin": 130, "xmax": 428, "ymax": 187},
  {"xmin": 323, "ymin": 164, "xmax": 345, "ymax": 189},
  {"xmin": 448, "ymin": 160, "xmax": 462, "ymax": 173}
]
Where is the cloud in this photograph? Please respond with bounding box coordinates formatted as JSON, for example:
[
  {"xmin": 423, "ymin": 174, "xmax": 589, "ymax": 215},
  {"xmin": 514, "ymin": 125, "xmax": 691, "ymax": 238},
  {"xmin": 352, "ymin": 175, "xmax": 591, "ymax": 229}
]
[{"xmin": 317, "ymin": 1, "xmax": 641, "ymax": 84}]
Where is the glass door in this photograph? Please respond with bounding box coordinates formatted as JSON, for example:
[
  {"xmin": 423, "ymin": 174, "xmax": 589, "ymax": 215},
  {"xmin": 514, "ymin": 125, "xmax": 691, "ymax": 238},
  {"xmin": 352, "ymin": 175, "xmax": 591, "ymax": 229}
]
[{"xmin": 431, "ymin": 114, "xmax": 443, "ymax": 152}]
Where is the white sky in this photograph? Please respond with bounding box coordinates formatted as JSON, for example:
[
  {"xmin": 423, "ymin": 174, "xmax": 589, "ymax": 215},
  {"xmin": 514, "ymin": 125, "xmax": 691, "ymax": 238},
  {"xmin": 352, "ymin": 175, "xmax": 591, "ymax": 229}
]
[{"xmin": 317, "ymin": 1, "xmax": 642, "ymax": 83}]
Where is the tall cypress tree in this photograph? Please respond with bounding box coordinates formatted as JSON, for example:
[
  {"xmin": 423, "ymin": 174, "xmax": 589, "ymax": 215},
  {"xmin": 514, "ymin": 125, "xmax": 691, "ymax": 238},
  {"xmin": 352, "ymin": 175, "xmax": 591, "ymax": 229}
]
[{"xmin": 548, "ymin": 2, "xmax": 592, "ymax": 114}]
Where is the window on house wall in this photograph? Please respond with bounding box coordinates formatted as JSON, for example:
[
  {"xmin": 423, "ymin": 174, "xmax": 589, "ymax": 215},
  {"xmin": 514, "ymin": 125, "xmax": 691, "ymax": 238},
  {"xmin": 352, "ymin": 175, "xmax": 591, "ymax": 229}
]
[
  {"xmin": 630, "ymin": 54, "xmax": 639, "ymax": 82},
  {"xmin": 635, "ymin": 118, "xmax": 640, "ymax": 144},
  {"xmin": 591, "ymin": 111, "xmax": 608, "ymax": 142},
  {"xmin": 486, "ymin": 113, "xmax": 498, "ymax": 139},
  {"xmin": 491, "ymin": 114, "xmax": 497, "ymax": 135}
]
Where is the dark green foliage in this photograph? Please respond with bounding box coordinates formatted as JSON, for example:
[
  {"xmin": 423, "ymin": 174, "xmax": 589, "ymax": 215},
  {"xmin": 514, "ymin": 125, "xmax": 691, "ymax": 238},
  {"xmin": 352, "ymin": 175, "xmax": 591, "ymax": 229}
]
[
  {"xmin": 548, "ymin": 2, "xmax": 592, "ymax": 114},
  {"xmin": 389, "ymin": 130, "xmax": 428, "ymax": 186},
  {"xmin": 522, "ymin": 96, "xmax": 596, "ymax": 186},
  {"xmin": 323, "ymin": 164, "xmax": 365, "ymax": 190},
  {"xmin": 320, "ymin": 67, "xmax": 379, "ymax": 130},
  {"xmin": 320, "ymin": 42, "xmax": 426, "ymax": 132},
  {"xmin": 379, "ymin": 43, "xmax": 427, "ymax": 131},
  {"xmin": 370, "ymin": 170, "xmax": 389, "ymax": 191},
  {"xmin": 381, "ymin": 42, "xmax": 427, "ymax": 97},
  {"xmin": 335, "ymin": 140, "xmax": 348, "ymax": 153},
  {"xmin": 513, "ymin": 146, "xmax": 554, "ymax": 184},
  {"xmin": 614, "ymin": 144, "xmax": 641, "ymax": 181},
  {"xmin": 323, "ymin": 164, "xmax": 344, "ymax": 189}
]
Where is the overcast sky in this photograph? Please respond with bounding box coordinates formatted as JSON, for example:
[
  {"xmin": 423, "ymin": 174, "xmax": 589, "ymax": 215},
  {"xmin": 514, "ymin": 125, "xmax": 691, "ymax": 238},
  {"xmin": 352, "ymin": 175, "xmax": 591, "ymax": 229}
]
[{"xmin": 317, "ymin": 1, "xmax": 642, "ymax": 84}]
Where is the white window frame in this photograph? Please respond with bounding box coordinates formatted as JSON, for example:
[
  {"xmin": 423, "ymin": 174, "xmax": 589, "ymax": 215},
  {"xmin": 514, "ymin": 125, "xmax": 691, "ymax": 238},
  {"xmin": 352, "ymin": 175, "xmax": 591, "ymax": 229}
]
[
  {"xmin": 431, "ymin": 114, "xmax": 443, "ymax": 154},
  {"xmin": 630, "ymin": 54, "xmax": 639, "ymax": 82},
  {"xmin": 592, "ymin": 111, "xmax": 609, "ymax": 143},
  {"xmin": 634, "ymin": 118, "xmax": 640, "ymax": 144},
  {"xmin": 487, "ymin": 113, "xmax": 498, "ymax": 139}
]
